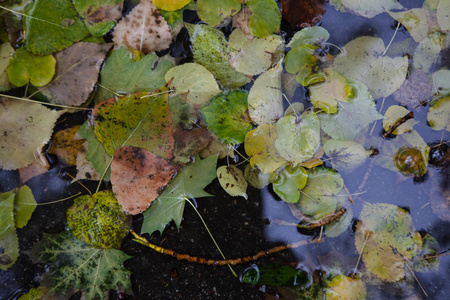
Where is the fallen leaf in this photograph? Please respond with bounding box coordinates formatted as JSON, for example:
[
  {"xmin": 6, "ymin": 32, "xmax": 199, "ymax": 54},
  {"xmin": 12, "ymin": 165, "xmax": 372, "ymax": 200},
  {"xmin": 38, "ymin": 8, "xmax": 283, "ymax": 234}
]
[
  {"xmin": 392, "ymin": 69, "xmax": 432, "ymax": 108},
  {"xmin": 141, "ymin": 154, "xmax": 218, "ymax": 235},
  {"xmin": 280, "ymin": 0, "xmax": 325, "ymax": 28},
  {"xmin": 228, "ymin": 28, "xmax": 284, "ymax": 76},
  {"xmin": 413, "ymin": 32, "xmax": 446, "ymax": 72},
  {"xmin": 93, "ymin": 46, "xmax": 174, "ymax": 104},
  {"xmin": 19, "ymin": 153, "xmax": 50, "ymax": 185},
  {"xmin": 287, "ymin": 26, "xmax": 330, "ymax": 49},
  {"xmin": 196, "ymin": 0, "xmax": 241, "ymax": 27},
  {"xmin": 111, "ymin": 146, "xmax": 179, "ymax": 214},
  {"xmin": 199, "ymin": 139, "xmax": 236, "ymax": 160},
  {"xmin": 201, "ymin": 90, "xmax": 252, "ymax": 145},
  {"xmin": 186, "ymin": 23, "xmax": 250, "ymax": 88},
  {"xmin": 383, "ymin": 105, "xmax": 418, "ymax": 135},
  {"xmin": 14, "ymin": 185, "xmax": 37, "ymax": 229},
  {"xmin": 7, "ymin": 48, "xmax": 55, "ymax": 87},
  {"xmin": 0, "ymin": 43, "xmax": 14, "ymax": 92},
  {"xmin": 387, "ymin": 7, "xmax": 430, "ymax": 43},
  {"xmin": 94, "ymin": 89, "xmax": 174, "ymax": 160},
  {"xmin": 427, "ymin": 96, "xmax": 450, "ymax": 131},
  {"xmin": 325, "ymin": 274, "xmax": 367, "ymax": 300},
  {"xmin": 284, "ymin": 44, "xmax": 319, "ymax": 86},
  {"xmin": 244, "ymin": 164, "xmax": 277, "ymax": 189},
  {"xmin": 333, "ymin": 36, "xmax": 408, "ymax": 99},
  {"xmin": 217, "ymin": 165, "xmax": 248, "ymax": 199},
  {"xmin": 0, "ymin": 98, "xmax": 64, "ymax": 170},
  {"xmin": 67, "ymin": 190, "xmax": 130, "ymax": 249},
  {"xmin": 272, "ymin": 165, "xmax": 307, "ymax": 203},
  {"xmin": 24, "ymin": 0, "xmax": 90, "ymax": 55},
  {"xmin": 323, "ymin": 139, "xmax": 369, "ymax": 172},
  {"xmin": 245, "ymin": 0, "xmax": 281, "ymax": 38},
  {"xmin": 242, "ymin": 264, "xmax": 309, "ymax": 286},
  {"xmin": 113, "ymin": 0, "xmax": 172, "ymax": 53},
  {"xmin": 152, "ymin": 0, "xmax": 191, "ymax": 11},
  {"xmin": 165, "ymin": 62, "xmax": 221, "ymax": 106},
  {"xmin": 29, "ymin": 231, "xmax": 132, "ymax": 299},
  {"xmin": 0, "ymin": 192, "xmax": 18, "ymax": 270},
  {"xmin": 331, "ymin": 0, "xmax": 405, "ymax": 18},
  {"xmin": 73, "ymin": 0, "xmax": 123, "ymax": 37},
  {"xmin": 248, "ymin": 59, "xmax": 284, "ymax": 125},
  {"xmin": 172, "ymin": 125, "xmax": 212, "ymax": 164},
  {"xmin": 431, "ymin": 69, "xmax": 450, "ymax": 97},
  {"xmin": 437, "ymin": 0, "xmax": 450, "ymax": 31},
  {"xmin": 39, "ymin": 42, "xmax": 113, "ymax": 106},
  {"xmin": 48, "ymin": 125, "xmax": 85, "ymax": 166}
]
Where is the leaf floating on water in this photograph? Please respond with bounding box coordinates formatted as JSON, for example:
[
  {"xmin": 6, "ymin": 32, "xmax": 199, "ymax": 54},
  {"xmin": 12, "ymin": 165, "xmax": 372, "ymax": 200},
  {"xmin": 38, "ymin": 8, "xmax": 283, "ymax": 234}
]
[
  {"xmin": 94, "ymin": 89, "xmax": 174, "ymax": 159},
  {"xmin": 427, "ymin": 96, "xmax": 450, "ymax": 131},
  {"xmin": 196, "ymin": 0, "xmax": 241, "ymax": 27},
  {"xmin": 244, "ymin": 164, "xmax": 277, "ymax": 189},
  {"xmin": 287, "ymin": 26, "xmax": 330, "ymax": 49},
  {"xmin": 284, "ymin": 44, "xmax": 319, "ymax": 86},
  {"xmin": 201, "ymin": 90, "xmax": 252, "ymax": 145},
  {"xmin": 333, "ymin": 36, "xmax": 408, "ymax": 99},
  {"xmin": 383, "ymin": 105, "xmax": 418, "ymax": 135},
  {"xmin": 325, "ymin": 274, "xmax": 367, "ymax": 300},
  {"xmin": 248, "ymin": 59, "xmax": 284, "ymax": 125},
  {"xmin": 7, "ymin": 48, "xmax": 55, "ymax": 87},
  {"xmin": 0, "ymin": 192, "xmax": 18, "ymax": 270},
  {"xmin": 73, "ymin": 0, "xmax": 123, "ymax": 37},
  {"xmin": 330, "ymin": 0, "xmax": 405, "ymax": 18},
  {"xmin": 280, "ymin": 0, "xmax": 325, "ymax": 28},
  {"xmin": 272, "ymin": 165, "xmax": 307, "ymax": 203},
  {"xmin": 141, "ymin": 154, "xmax": 218, "ymax": 235},
  {"xmin": 0, "ymin": 98, "xmax": 64, "ymax": 170},
  {"xmin": 40, "ymin": 42, "xmax": 113, "ymax": 106},
  {"xmin": 413, "ymin": 32, "xmax": 446, "ymax": 72},
  {"xmin": 392, "ymin": 69, "xmax": 432, "ymax": 108},
  {"xmin": 67, "ymin": 190, "xmax": 130, "ymax": 249},
  {"xmin": 437, "ymin": 0, "xmax": 450, "ymax": 31},
  {"xmin": 113, "ymin": 0, "xmax": 172, "ymax": 53},
  {"xmin": 387, "ymin": 7, "xmax": 429, "ymax": 43},
  {"xmin": 217, "ymin": 165, "xmax": 248, "ymax": 199},
  {"xmin": 48, "ymin": 125, "xmax": 85, "ymax": 166},
  {"xmin": 245, "ymin": 0, "xmax": 281, "ymax": 38},
  {"xmin": 241, "ymin": 264, "xmax": 309, "ymax": 286},
  {"xmin": 24, "ymin": 0, "xmax": 90, "ymax": 55},
  {"xmin": 14, "ymin": 185, "xmax": 37, "ymax": 229},
  {"xmin": 111, "ymin": 146, "xmax": 179, "ymax": 215},
  {"xmin": 323, "ymin": 139, "xmax": 369, "ymax": 172},
  {"xmin": 153, "ymin": 0, "xmax": 192, "ymax": 11},
  {"xmin": 165, "ymin": 63, "xmax": 221, "ymax": 106},
  {"xmin": 29, "ymin": 231, "xmax": 132, "ymax": 299}
]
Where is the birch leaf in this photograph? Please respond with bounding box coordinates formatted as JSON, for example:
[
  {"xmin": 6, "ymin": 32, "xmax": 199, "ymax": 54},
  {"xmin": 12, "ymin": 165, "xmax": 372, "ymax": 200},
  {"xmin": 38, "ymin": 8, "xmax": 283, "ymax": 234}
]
[
  {"xmin": 0, "ymin": 43, "xmax": 14, "ymax": 92},
  {"xmin": 217, "ymin": 165, "xmax": 248, "ymax": 199},
  {"xmin": 287, "ymin": 26, "xmax": 330, "ymax": 48},
  {"xmin": 427, "ymin": 96, "xmax": 450, "ymax": 131},
  {"xmin": 48, "ymin": 125, "xmax": 84, "ymax": 166},
  {"xmin": 437, "ymin": 0, "xmax": 450, "ymax": 31},
  {"xmin": 245, "ymin": 0, "xmax": 281, "ymax": 38},
  {"xmin": 248, "ymin": 60, "xmax": 284, "ymax": 125},
  {"xmin": 323, "ymin": 139, "xmax": 368, "ymax": 172},
  {"xmin": 196, "ymin": 0, "xmax": 241, "ymax": 27},
  {"xmin": 165, "ymin": 63, "xmax": 220, "ymax": 106},
  {"xmin": 383, "ymin": 105, "xmax": 418, "ymax": 135},
  {"xmin": 0, "ymin": 98, "xmax": 64, "ymax": 170},
  {"xmin": 113, "ymin": 0, "xmax": 172, "ymax": 53}
]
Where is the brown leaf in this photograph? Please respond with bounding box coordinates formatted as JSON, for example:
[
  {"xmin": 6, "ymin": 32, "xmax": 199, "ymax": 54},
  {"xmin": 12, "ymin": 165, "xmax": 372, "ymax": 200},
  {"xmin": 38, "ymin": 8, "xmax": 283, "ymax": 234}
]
[
  {"xmin": 19, "ymin": 153, "xmax": 49, "ymax": 185},
  {"xmin": 48, "ymin": 125, "xmax": 85, "ymax": 166},
  {"xmin": 280, "ymin": 0, "xmax": 325, "ymax": 28},
  {"xmin": 113, "ymin": 0, "xmax": 172, "ymax": 53},
  {"xmin": 111, "ymin": 146, "xmax": 179, "ymax": 214},
  {"xmin": 83, "ymin": 3, "xmax": 123, "ymax": 26},
  {"xmin": 40, "ymin": 42, "xmax": 113, "ymax": 106},
  {"xmin": 173, "ymin": 124, "xmax": 212, "ymax": 164}
]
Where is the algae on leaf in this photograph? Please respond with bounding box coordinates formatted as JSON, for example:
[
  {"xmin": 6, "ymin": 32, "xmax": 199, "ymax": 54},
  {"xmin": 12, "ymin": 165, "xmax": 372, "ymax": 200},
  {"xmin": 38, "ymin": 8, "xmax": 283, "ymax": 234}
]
[{"xmin": 24, "ymin": 0, "xmax": 90, "ymax": 55}]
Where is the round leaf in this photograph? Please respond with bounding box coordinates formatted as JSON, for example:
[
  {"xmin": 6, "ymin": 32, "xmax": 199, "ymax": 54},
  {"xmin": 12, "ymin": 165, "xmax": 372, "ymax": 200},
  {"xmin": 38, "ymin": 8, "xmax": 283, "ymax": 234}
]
[
  {"xmin": 437, "ymin": 0, "xmax": 450, "ymax": 31},
  {"xmin": 196, "ymin": 0, "xmax": 241, "ymax": 27},
  {"xmin": 273, "ymin": 165, "xmax": 307, "ymax": 203},
  {"xmin": 217, "ymin": 165, "xmax": 248, "ymax": 199},
  {"xmin": 201, "ymin": 90, "xmax": 252, "ymax": 145},
  {"xmin": 7, "ymin": 48, "xmax": 55, "ymax": 87},
  {"xmin": 323, "ymin": 139, "xmax": 369, "ymax": 172},
  {"xmin": 246, "ymin": 0, "xmax": 281, "ymax": 38},
  {"xmin": 427, "ymin": 96, "xmax": 450, "ymax": 131},
  {"xmin": 284, "ymin": 44, "xmax": 319, "ymax": 86},
  {"xmin": 287, "ymin": 26, "xmax": 330, "ymax": 48},
  {"xmin": 67, "ymin": 190, "xmax": 130, "ymax": 249}
]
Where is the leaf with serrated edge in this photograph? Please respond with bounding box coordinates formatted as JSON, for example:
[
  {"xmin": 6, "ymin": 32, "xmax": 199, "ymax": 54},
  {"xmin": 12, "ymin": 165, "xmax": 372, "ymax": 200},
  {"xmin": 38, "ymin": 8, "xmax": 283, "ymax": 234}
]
[{"xmin": 141, "ymin": 154, "xmax": 218, "ymax": 235}]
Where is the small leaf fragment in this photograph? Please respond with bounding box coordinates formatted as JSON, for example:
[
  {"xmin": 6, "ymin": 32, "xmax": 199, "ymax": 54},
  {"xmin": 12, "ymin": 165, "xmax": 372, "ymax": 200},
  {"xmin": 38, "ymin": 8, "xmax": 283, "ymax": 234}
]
[
  {"xmin": 48, "ymin": 125, "xmax": 85, "ymax": 166},
  {"xmin": 242, "ymin": 264, "xmax": 309, "ymax": 286},
  {"xmin": 152, "ymin": 0, "xmax": 191, "ymax": 11},
  {"xmin": 14, "ymin": 185, "xmax": 37, "ymax": 229},
  {"xmin": 217, "ymin": 165, "xmax": 248, "ymax": 199},
  {"xmin": 325, "ymin": 274, "xmax": 367, "ymax": 300}
]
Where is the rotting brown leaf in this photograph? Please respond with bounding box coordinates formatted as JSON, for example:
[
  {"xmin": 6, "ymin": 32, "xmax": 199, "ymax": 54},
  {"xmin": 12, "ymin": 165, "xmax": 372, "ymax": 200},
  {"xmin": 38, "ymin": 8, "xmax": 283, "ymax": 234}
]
[{"xmin": 280, "ymin": 0, "xmax": 325, "ymax": 28}]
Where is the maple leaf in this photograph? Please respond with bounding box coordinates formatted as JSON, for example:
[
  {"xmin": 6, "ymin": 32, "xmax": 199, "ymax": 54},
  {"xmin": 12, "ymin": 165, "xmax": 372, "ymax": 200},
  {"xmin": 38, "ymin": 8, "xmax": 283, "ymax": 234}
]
[{"xmin": 141, "ymin": 154, "xmax": 218, "ymax": 235}]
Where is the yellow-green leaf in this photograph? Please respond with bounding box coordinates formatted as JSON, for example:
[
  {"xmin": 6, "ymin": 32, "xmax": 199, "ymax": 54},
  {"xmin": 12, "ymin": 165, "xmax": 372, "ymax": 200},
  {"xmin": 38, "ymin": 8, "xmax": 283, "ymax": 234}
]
[{"xmin": 217, "ymin": 165, "xmax": 248, "ymax": 199}]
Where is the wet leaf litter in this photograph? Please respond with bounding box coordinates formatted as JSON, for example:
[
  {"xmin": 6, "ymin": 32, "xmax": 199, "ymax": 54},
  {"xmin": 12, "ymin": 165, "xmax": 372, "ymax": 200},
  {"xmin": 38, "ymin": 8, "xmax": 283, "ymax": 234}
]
[{"xmin": 0, "ymin": 0, "xmax": 449, "ymax": 299}]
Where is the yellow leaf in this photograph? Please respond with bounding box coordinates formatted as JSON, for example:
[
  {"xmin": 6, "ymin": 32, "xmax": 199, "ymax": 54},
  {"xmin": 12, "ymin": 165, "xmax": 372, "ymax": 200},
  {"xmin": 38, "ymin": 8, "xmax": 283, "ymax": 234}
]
[
  {"xmin": 152, "ymin": 0, "xmax": 191, "ymax": 11},
  {"xmin": 48, "ymin": 125, "xmax": 84, "ymax": 166}
]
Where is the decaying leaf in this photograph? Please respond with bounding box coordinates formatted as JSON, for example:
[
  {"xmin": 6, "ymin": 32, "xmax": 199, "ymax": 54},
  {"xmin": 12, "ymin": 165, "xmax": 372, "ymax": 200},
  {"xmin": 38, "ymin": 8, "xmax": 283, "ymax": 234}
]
[
  {"xmin": 217, "ymin": 165, "xmax": 248, "ymax": 199},
  {"xmin": 165, "ymin": 62, "xmax": 221, "ymax": 106},
  {"xmin": 383, "ymin": 105, "xmax": 418, "ymax": 135},
  {"xmin": 325, "ymin": 274, "xmax": 367, "ymax": 300},
  {"xmin": 19, "ymin": 153, "xmax": 50, "ymax": 185},
  {"xmin": 29, "ymin": 231, "xmax": 132, "ymax": 299},
  {"xmin": 73, "ymin": 0, "xmax": 123, "ymax": 37},
  {"xmin": 0, "ymin": 43, "xmax": 14, "ymax": 92},
  {"xmin": 141, "ymin": 154, "xmax": 218, "ymax": 235},
  {"xmin": 7, "ymin": 48, "xmax": 56, "ymax": 87},
  {"xmin": 48, "ymin": 125, "xmax": 84, "ymax": 166},
  {"xmin": 113, "ymin": 0, "xmax": 172, "ymax": 53},
  {"xmin": 333, "ymin": 36, "xmax": 408, "ymax": 99},
  {"xmin": 0, "ymin": 98, "xmax": 64, "ymax": 170},
  {"xmin": 111, "ymin": 146, "xmax": 179, "ymax": 214},
  {"xmin": 39, "ymin": 42, "xmax": 113, "ymax": 106},
  {"xmin": 244, "ymin": 164, "xmax": 277, "ymax": 189},
  {"xmin": 67, "ymin": 190, "xmax": 130, "ymax": 249},
  {"xmin": 94, "ymin": 89, "xmax": 174, "ymax": 160},
  {"xmin": 248, "ymin": 60, "xmax": 284, "ymax": 125},
  {"xmin": 173, "ymin": 125, "xmax": 212, "ymax": 164}
]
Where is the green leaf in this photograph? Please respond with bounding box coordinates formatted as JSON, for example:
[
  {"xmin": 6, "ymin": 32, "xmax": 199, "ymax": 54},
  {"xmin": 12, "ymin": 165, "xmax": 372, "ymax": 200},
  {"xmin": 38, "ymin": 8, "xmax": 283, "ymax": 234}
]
[
  {"xmin": 295, "ymin": 167, "xmax": 343, "ymax": 220},
  {"xmin": 323, "ymin": 140, "xmax": 368, "ymax": 172},
  {"xmin": 273, "ymin": 165, "xmax": 307, "ymax": 203},
  {"xmin": 196, "ymin": 0, "xmax": 241, "ymax": 27},
  {"xmin": 275, "ymin": 111, "xmax": 321, "ymax": 164},
  {"xmin": 0, "ymin": 97, "xmax": 64, "ymax": 170},
  {"xmin": 14, "ymin": 185, "xmax": 37, "ymax": 229},
  {"xmin": 325, "ymin": 274, "xmax": 367, "ymax": 300},
  {"xmin": 355, "ymin": 203, "xmax": 423, "ymax": 282},
  {"xmin": 67, "ymin": 190, "xmax": 130, "ymax": 249},
  {"xmin": 94, "ymin": 47, "xmax": 174, "ymax": 104},
  {"xmin": 245, "ymin": 124, "xmax": 287, "ymax": 174},
  {"xmin": 186, "ymin": 23, "xmax": 250, "ymax": 88},
  {"xmin": 18, "ymin": 287, "xmax": 42, "ymax": 300},
  {"xmin": 77, "ymin": 120, "xmax": 112, "ymax": 181},
  {"xmin": 383, "ymin": 105, "xmax": 418, "ymax": 134},
  {"xmin": 427, "ymin": 96, "xmax": 450, "ymax": 131},
  {"xmin": 228, "ymin": 28, "xmax": 284, "ymax": 76},
  {"xmin": 32, "ymin": 230, "xmax": 132, "ymax": 299},
  {"xmin": 287, "ymin": 26, "xmax": 330, "ymax": 48},
  {"xmin": 333, "ymin": 36, "xmax": 408, "ymax": 99},
  {"xmin": 217, "ymin": 165, "xmax": 248, "ymax": 199},
  {"xmin": 93, "ymin": 89, "xmax": 174, "ymax": 159},
  {"xmin": 0, "ymin": 192, "xmax": 18, "ymax": 270},
  {"xmin": 248, "ymin": 59, "xmax": 284, "ymax": 125},
  {"xmin": 160, "ymin": 1, "xmax": 196, "ymax": 28},
  {"xmin": 244, "ymin": 164, "xmax": 277, "ymax": 189},
  {"xmin": 7, "ymin": 48, "xmax": 55, "ymax": 87},
  {"xmin": 284, "ymin": 44, "xmax": 319, "ymax": 86},
  {"xmin": 0, "ymin": 43, "xmax": 14, "ymax": 92},
  {"xmin": 245, "ymin": 0, "xmax": 281, "ymax": 38},
  {"xmin": 141, "ymin": 154, "xmax": 218, "ymax": 235},
  {"xmin": 73, "ymin": 0, "xmax": 123, "ymax": 37},
  {"xmin": 333, "ymin": 0, "xmax": 404, "ymax": 18},
  {"xmin": 242, "ymin": 264, "xmax": 309, "ymax": 286},
  {"xmin": 165, "ymin": 62, "xmax": 221, "ymax": 106},
  {"xmin": 201, "ymin": 90, "xmax": 252, "ymax": 145},
  {"xmin": 24, "ymin": 0, "xmax": 90, "ymax": 55},
  {"xmin": 319, "ymin": 79, "xmax": 383, "ymax": 141}
]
